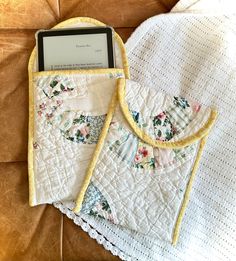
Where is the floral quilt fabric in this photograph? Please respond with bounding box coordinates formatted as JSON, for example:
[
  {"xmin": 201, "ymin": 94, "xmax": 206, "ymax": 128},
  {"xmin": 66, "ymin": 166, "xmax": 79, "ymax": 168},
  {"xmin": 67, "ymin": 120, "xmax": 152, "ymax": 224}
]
[
  {"xmin": 32, "ymin": 71, "xmax": 124, "ymax": 205},
  {"xmin": 79, "ymin": 79, "xmax": 216, "ymax": 243}
]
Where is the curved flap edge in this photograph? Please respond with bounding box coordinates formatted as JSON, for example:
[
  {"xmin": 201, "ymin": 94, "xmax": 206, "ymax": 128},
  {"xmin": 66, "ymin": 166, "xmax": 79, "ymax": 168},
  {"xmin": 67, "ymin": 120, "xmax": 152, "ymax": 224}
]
[{"xmin": 118, "ymin": 80, "xmax": 217, "ymax": 149}]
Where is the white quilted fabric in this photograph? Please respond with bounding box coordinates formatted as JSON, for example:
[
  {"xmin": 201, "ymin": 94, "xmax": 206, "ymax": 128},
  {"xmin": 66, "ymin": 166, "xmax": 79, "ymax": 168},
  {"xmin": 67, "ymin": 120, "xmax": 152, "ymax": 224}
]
[
  {"xmin": 56, "ymin": 1, "xmax": 236, "ymax": 260},
  {"xmin": 78, "ymin": 79, "xmax": 215, "ymax": 243},
  {"xmin": 33, "ymin": 72, "xmax": 123, "ymax": 204}
]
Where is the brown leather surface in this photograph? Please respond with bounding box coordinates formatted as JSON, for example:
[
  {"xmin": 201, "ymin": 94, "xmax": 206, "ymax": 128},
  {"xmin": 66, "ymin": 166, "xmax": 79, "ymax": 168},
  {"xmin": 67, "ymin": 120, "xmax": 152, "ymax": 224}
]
[
  {"xmin": 0, "ymin": 1, "xmax": 178, "ymax": 260},
  {"xmin": 63, "ymin": 217, "xmax": 120, "ymax": 261},
  {"xmin": 0, "ymin": 30, "xmax": 36, "ymax": 162},
  {"xmin": 59, "ymin": 0, "xmax": 167, "ymax": 27},
  {"xmin": 0, "ymin": 0, "xmax": 59, "ymax": 29},
  {"xmin": 0, "ymin": 162, "xmax": 61, "ymax": 261}
]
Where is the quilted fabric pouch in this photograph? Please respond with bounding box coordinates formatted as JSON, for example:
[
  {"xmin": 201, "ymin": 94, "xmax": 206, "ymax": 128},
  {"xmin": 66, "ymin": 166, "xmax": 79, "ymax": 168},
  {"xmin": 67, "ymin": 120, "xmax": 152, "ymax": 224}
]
[
  {"xmin": 73, "ymin": 78, "xmax": 217, "ymax": 245},
  {"xmin": 28, "ymin": 17, "xmax": 129, "ymax": 206}
]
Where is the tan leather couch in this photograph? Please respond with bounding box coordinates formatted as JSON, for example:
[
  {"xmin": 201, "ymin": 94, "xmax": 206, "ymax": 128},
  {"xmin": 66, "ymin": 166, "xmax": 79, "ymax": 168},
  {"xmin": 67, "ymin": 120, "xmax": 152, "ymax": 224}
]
[{"xmin": 0, "ymin": 1, "xmax": 178, "ymax": 260}]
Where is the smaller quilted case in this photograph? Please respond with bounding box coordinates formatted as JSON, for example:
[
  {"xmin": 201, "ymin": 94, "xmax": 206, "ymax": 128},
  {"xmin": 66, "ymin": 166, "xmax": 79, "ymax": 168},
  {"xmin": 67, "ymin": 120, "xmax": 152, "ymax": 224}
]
[
  {"xmin": 74, "ymin": 78, "xmax": 217, "ymax": 245},
  {"xmin": 28, "ymin": 18, "xmax": 129, "ymax": 206}
]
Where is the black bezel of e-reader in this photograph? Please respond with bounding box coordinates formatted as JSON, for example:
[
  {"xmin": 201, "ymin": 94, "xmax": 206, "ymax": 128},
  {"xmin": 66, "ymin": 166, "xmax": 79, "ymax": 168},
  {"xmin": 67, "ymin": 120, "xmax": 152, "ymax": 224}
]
[{"xmin": 37, "ymin": 27, "xmax": 115, "ymax": 71}]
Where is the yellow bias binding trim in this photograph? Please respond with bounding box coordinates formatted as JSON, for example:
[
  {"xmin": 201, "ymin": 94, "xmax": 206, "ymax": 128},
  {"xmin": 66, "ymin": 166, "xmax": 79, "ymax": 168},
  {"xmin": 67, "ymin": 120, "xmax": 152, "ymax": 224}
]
[
  {"xmin": 33, "ymin": 68, "xmax": 125, "ymax": 77},
  {"xmin": 28, "ymin": 57, "xmax": 35, "ymax": 206},
  {"xmin": 172, "ymin": 135, "xmax": 207, "ymax": 245},
  {"xmin": 117, "ymin": 82, "xmax": 217, "ymax": 149},
  {"xmin": 28, "ymin": 17, "xmax": 130, "ymax": 206}
]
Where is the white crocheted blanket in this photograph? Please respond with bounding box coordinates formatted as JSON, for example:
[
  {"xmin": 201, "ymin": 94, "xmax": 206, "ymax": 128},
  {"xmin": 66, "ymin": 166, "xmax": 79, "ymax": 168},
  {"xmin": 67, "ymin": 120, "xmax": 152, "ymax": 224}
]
[{"xmin": 54, "ymin": 1, "xmax": 236, "ymax": 260}]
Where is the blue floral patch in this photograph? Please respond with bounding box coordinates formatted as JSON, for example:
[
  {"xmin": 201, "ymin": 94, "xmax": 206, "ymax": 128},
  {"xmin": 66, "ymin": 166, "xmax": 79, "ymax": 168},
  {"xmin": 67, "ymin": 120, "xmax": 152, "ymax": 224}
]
[
  {"xmin": 81, "ymin": 182, "xmax": 114, "ymax": 222},
  {"xmin": 60, "ymin": 114, "xmax": 106, "ymax": 144}
]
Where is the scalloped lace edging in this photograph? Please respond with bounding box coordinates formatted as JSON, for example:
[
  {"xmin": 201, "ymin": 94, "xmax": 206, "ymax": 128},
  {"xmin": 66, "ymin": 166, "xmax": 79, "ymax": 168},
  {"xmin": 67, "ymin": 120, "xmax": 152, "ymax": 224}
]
[{"xmin": 53, "ymin": 202, "xmax": 133, "ymax": 261}]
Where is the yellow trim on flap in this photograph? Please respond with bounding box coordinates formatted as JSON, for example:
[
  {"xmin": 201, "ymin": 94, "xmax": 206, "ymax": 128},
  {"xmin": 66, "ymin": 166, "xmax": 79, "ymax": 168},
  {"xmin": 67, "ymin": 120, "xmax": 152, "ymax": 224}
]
[
  {"xmin": 73, "ymin": 79, "xmax": 124, "ymax": 213},
  {"xmin": 118, "ymin": 82, "xmax": 217, "ymax": 149},
  {"xmin": 33, "ymin": 68, "xmax": 125, "ymax": 77},
  {"xmin": 28, "ymin": 17, "xmax": 129, "ymax": 206},
  {"xmin": 172, "ymin": 136, "xmax": 207, "ymax": 245}
]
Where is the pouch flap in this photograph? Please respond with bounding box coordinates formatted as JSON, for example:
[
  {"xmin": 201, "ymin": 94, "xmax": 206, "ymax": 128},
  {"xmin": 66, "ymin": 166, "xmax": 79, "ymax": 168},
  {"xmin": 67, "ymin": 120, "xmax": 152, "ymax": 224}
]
[{"xmin": 118, "ymin": 79, "xmax": 217, "ymax": 148}]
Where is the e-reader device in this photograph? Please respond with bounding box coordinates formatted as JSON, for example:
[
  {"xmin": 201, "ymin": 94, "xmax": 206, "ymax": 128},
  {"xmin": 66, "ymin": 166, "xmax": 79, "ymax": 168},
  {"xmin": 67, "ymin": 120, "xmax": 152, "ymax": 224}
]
[{"xmin": 36, "ymin": 27, "xmax": 115, "ymax": 71}]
